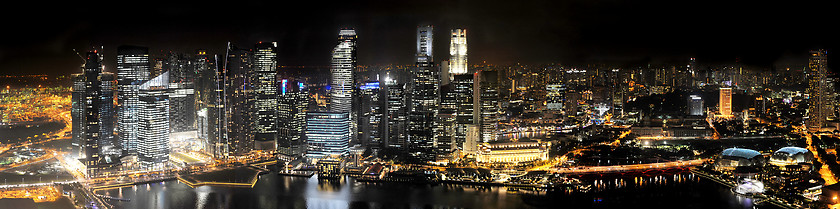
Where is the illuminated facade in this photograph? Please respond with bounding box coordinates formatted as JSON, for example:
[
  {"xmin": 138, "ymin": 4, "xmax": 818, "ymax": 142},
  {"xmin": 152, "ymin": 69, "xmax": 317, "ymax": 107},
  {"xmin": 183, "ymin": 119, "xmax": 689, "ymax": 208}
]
[
  {"xmin": 452, "ymin": 74, "xmax": 475, "ymax": 150},
  {"xmin": 385, "ymin": 76, "xmax": 407, "ymax": 148},
  {"xmin": 81, "ymin": 51, "xmax": 103, "ymax": 175},
  {"xmin": 449, "ymin": 28, "xmax": 468, "ymax": 76},
  {"xmin": 719, "ymin": 87, "xmax": 732, "ymax": 117},
  {"xmin": 807, "ymin": 49, "xmax": 830, "ymax": 131},
  {"xmin": 475, "ymin": 142, "xmax": 549, "ymax": 163},
  {"xmin": 165, "ymin": 52, "xmax": 195, "ymax": 134},
  {"xmin": 305, "ymin": 112, "xmax": 350, "ymax": 159},
  {"xmin": 117, "ymin": 45, "xmax": 150, "ymax": 155},
  {"xmin": 477, "ymin": 70, "xmax": 500, "ymax": 142},
  {"xmin": 278, "ymin": 80, "xmax": 309, "ymax": 156},
  {"xmin": 223, "ymin": 43, "xmax": 254, "ymax": 156},
  {"xmin": 330, "ymin": 29, "xmax": 356, "ymax": 113},
  {"xmin": 409, "ymin": 25, "xmax": 439, "ymax": 161},
  {"xmin": 253, "ymin": 42, "xmax": 279, "ymax": 150},
  {"xmin": 138, "ymin": 72, "xmax": 171, "ymax": 170},
  {"xmin": 546, "ymin": 84, "xmax": 565, "ymax": 110},
  {"xmin": 358, "ymin": 80, "xmax": 382, "ymax": 150},
  {"xmin": 688, "ymin": 94, "xmax": 703, "ymax": 116}
]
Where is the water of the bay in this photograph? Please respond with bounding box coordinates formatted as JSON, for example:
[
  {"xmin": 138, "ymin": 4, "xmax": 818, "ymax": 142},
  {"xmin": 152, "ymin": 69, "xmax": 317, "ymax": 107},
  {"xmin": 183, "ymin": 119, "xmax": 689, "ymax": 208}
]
[{"xmin": 95, "ymin": 171, "xmax": 783, "ymax": 209}]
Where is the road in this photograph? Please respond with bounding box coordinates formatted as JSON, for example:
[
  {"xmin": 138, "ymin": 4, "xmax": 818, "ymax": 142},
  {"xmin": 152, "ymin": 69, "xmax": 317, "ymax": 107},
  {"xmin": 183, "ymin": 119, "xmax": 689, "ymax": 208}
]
[{"xmin": 549, "ymin": 159, "xmax": 710, "ymax": 174}]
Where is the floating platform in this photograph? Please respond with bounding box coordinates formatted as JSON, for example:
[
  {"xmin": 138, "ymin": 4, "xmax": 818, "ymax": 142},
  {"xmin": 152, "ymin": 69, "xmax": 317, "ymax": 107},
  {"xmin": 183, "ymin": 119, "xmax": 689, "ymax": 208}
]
[{"xmin": 177, "ymin": 167, "xmax": 261, "ymax": 188}]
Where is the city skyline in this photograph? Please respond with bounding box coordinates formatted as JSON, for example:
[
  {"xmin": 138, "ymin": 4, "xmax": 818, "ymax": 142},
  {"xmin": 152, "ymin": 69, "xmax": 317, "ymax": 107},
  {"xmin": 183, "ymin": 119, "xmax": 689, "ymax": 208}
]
[
  {"xmin": 4, "ymin": 2, "xmax": 840, "ymax": 209},
  {"xmin": 2, "ymin": 0, "xmax": 839, "ymax": 77}
]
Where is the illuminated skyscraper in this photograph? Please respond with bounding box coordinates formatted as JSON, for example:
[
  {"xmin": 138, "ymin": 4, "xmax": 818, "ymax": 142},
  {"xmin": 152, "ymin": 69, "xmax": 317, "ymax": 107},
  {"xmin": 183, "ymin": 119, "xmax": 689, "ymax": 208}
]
[
  {"xmin": 253, "ymin": 42, "xmax": 279, "ymax": 150},
  {"xmin": 165, "ymin": 52, "xmax": 195, "ymax": 133},
  {"xmin": 81, "ymin": 50, "xmax": 103, "ymax": 175},
  {"xmin": 409, "ymin": 25, "xmax": 439, "ymax": 161},
  {"xmin": 719, "ymin": 87, "xmax": 732, "ymax": 117},
  {"xmin": 452, "ymin": 74, "xmax": 475, "ymax": 151},
  {"xmin": 305, "ymin": 112, "xmax": 350, "ymax": 159},
  {"xmin": 99, "ymin": 72, "xmax": 117, "ymax": 152},
  {"xmin": 807, "ymin": 49, "xmax": 830, "ymax": 131},
  {"xmin": 477, "ymin": 70, "xmax": 500, "ymax": 142},
  {"xmin": 138, "ymin": 72, "xmax": 170, "ymax": 170},
  {"xmin": 278, "ymin": 80, "xmax": 309, "ymax": 157},
  {"xmin": 223, "ymin": 43, "xmax": 254, "ymax": 156},
  {"xmin": 385, "ymin": 75, "xmax": 407, "ymax": 148},
  {"xmin": 71, "ymin": 73, "xmax": 85, "ymax": 156},
  {"xmin": 193, "ymin": 49, "xmax": 221, "ymax": 157},
  {"xmin": 117, "ymin": 45, "xmax": 150, "ymax": 155},
  {"xmin": 358, "ymin": 80, "xmax": 382, "ymax": 150},
  {"xmin": 330, "ymin": 29, "xmax": 356, "ymax": 113},
  {"xmin": 449, "ymin": 28, "xmax": 468, "ymax": 76}
]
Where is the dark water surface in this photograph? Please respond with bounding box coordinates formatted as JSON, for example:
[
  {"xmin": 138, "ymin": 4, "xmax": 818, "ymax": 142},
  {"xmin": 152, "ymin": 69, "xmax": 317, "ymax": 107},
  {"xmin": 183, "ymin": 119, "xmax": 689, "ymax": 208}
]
[{"xmin": 96, "ymin": 172, "xmax": 782, "ymax": 209}]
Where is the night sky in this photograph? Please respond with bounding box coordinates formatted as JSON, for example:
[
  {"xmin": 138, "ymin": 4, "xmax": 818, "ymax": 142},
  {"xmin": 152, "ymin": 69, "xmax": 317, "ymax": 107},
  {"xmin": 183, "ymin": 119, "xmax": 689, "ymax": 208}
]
[{"xmin": 1, "ymin": 0, "xmax": 837, "ymax": 76}]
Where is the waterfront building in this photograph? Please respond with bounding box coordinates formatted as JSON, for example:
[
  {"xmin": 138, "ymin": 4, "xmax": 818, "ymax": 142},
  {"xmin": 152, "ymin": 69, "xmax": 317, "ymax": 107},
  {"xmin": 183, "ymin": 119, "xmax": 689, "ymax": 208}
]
[
  {"xmin": 253, "ymin": 42, "xmax": 279, "ymax": 150},
  {"xmin": 117, "ymin": 45, "xmax": 150, "ymax": 155},
  {"xmin": 165, "ymin": 52, "xmax": 196, "ymax": 134},
  {"xmin": 138, "ymin": 72, "xmax": 171, "ymax": 170},
  {"xmin": 714, "ymin": 148, "xmax": 766, "ymax": 173},
  {"xmin": 223, "ymin": 43, "xmax": 254, "ymax": 156},
  {"xmin": 305, "ymin": 112, "xmax": 350, "ymax": 159},
  {"xmin": 475, "ymin": 141, "xmax": 549, "ymax": 164},
  {"xmin": 358, "ymin": 80, "xmax": 383, "ymax": 150},
  {"xmin": 278, "ymin": 80, "xmax": 309, "ymax": 157},
  {"xmin": 768, "ymin": 147, "xmax": 814, "ymax": 167}
]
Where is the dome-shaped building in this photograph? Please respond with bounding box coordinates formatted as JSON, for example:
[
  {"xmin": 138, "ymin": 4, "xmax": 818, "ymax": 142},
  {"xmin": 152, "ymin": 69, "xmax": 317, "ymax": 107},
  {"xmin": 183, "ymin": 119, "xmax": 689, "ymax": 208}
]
[
  {"xmin": 715, "ymin": 148, "xmax": 766, "ymax": 171},
  {"xmin": 769, "ymin": 147, "xmax": 813, "ymax": 167}
]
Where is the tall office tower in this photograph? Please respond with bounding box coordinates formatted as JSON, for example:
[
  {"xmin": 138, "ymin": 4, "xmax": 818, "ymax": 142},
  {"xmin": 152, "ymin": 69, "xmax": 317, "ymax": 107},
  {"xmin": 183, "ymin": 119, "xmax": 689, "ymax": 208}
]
[
  {"xmin": 384, "ymin": 76, "xmax": 407, "ymax": 148},
  {"xmin": 305, "ymin": 112, "xmax": 350, "ymax": 160},
  {"xmin": 409, "ymin": 25, "xmax": 439, "ymax": 161},
  {"xmin": 117, "ymin": 45, "xmax": 150, "ymax": 155},
  {"xmin": 719, "ymin": 87, "xmax": 732, "ymax": 117},
  {"xmin": 330, "ymin": 29, "xmax": 357, "ymax": 113},
  {"xmin": 452, "ymin": 74, "xmax": 475, "ymax": 151},
  {"xmin": 476, "ymin": 70, "xmax": 500, "ymax": 142},
  {"xmin": 278, "ymin": 80, "xmax": 309, "ymax": 156},
  {"xmin": 194, "ymin": 50, "xmax": 219, "ymax": 156},
  {"xmin": 437, "ymin": 84, "xmax": 456, "ymax": 160},
  {"xmin": 99, "ymin": 72, "xmax": 117, "ymax": 152},
  {"xmin": 449, "ymin": 28, "xmax": 468, "ymax": 76},
  {"xmin": 223, "ymin": 43, "xmax": 254, "ymax": 156},
  {"xmin": 546, "ymin": 84, "xmax": 566, "ymax": 111},
  {"xmin": 138, "ymin": 72, "xmax": 171, "ymax": 170},
  {"xmin": 166, "ymin": 52, "xmax": 196, "ymax": 133},
  {"xmin": 688, "ymin": 58, "xmax": 699, "ymax": 87},
  {"xmin": 688, "ymin": 94, "xmax": 704, "ymax": 116},
  {"xmin": 807, "ymin": 49, "xmax": 830, "ymax": 131},
  {"xmin": 253, "ymin": 42, "xmax": 279, "ymax": 150},
  {"xmin": 81, "ymin": 51, "xmax": 103, "ymax": 175},
  {"xmin": 71, "ymin": 73, "xmax": 85, "ymax": 157},
  {"xmin": 358, "ymin": 81, "xmax": 382, "ymax": 150}
]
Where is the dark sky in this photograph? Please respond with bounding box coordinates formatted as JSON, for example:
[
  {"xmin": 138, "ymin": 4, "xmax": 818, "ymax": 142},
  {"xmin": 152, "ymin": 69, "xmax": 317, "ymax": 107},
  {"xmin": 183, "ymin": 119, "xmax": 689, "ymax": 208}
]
[{"xmin": 0, "ymin": 0, "xmax": 837, "ymax": 76}]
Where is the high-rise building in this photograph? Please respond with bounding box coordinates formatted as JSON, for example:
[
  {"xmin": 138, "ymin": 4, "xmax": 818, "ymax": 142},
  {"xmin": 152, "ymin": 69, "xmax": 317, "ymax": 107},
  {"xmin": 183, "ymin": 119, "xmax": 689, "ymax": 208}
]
[
  {"xmin": 452, "ymin": 74, "xmax": 475, "ymax": 151},
  {"xmin": 358, "ymin": 80, "xmax": 383, "ymax": 150},
  {"xmin": 223, "ymin": 43, "xmax": 254, "ymax": 156},
  {"xmin": 449, "ymin": 28, "xmax": 468, "ymax": 76},
  {"xmin": 117, "ymin": 45, "xmax": 150, "ymax": 155},
  {"xmin": 409, "ymin": 25, "xmax": 439, "ymax": 161},
  {"xmin": 384, "ymin": 75, "xmax": 407, "ymax": 148},
  {"xmin": 71, "ymin": 73, "xmax": 85, "ymax": 157},
  {"xmin": 99, "ymin": 72, "xmax": 117, "ymax": 153},
  {"xmin": 330, "ymin": 29, "xmax": 356, "ymax": 113},
  {"xmin": 165, "ymin": 52, "xmax": 196, "ymax": 133},
  {"xmin": 477, "ymin": 70, "xmax": 500, "ymax": 142},
  {"xmin": 688, "ymin": 94, "xmax": 704, "ymax": 116},
  {"xmin": 193, "ymin": 49, "xmax": 220, "ymax": 157},
  {"xmin": 81, "ymin": 50, "xmax": 103, "ymax": 175},
  {"xmin": 138, "ymin": 72, "xmax": 170, "ymax": 170},
  {"xmin": 253, "ymin": 42, "xmax": 279, "ymax": 150},
  {"xmin": 719, "ymin": 87, "xmax": 732, "ymax": 117},
  {"xmin": 807, "ymin": 49, "xmax": 830, "ymax": 131},
  {"xmin": 278, "ymin": 80, "xmax": 309, "ymax": 157},
  {"xmin": 305, "ymin": 112, "xmax": 350, "ymax": 159}
]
